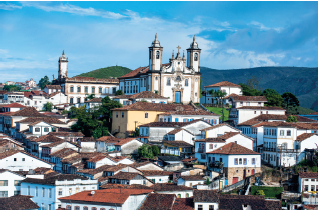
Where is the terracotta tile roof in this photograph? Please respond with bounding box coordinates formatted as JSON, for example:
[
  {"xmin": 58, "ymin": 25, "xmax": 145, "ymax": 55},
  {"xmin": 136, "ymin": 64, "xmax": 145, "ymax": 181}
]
[
  {"xmin": 11, "ymin": 107, "xmax": 48, "ymax": 117},
  {"xmin": 299, "ymin": 172, "xmax": 318, "ymax": 178},
  {"xmin": 103, "ymin": 163, "xmax": 130, "ymax": 172},
  {"xmin": 204, "ymin": 81, "xmax": 241, "ymax": 88},
  {"xmin": 303, "ymin": 205, "xmax": 318, "ymax": 210},
  {"xmin": 230, "ymin": 95, "xmax": 267, "ymax": 102},
  {"xmin": 33, "ymin": 167, "xmax": 55, "ymax": 174},
  {"xmin": 0, "ymin": 150, "xmax": 53, "ymax": 165},
  {"xmin": 161, "ymin": 110, "xmax": 218, "ymax": 116},
  {"xmin": 61, "ymin": 152, "xmax": 101, "ymax": 164},
  {"xmin": 252, "ymin": 121, "xmax": 297, "ymax": 128},
  {"xmin": 172, "ymin": 197, "xmax": 194, "ymax": 210},
  {"xmin": 45, "ymin": 85, "xmax": 62, "ymax": 89},
  {"xmin": 181, "ymin": 157, "xmax": 197, "ymax": 162},
  {"xmin": 151, "ymin": 183, "xmax": 193, "ymax": 191},
  {"xmin": 296, "ymin": 133, "xmax": 317, "ymax": 142},
  {"xmin": 48, "ymin": 132, "xmax": 84, "ymax": 137},
  {"xmin": 139, "ymin": 119, "xmax": 203, "ymax": 128},
  {"xmin": 114, "ymin": 138, "xmax": 141, "ymax": 146},
  {"xmin": 0, "ymin": 195, "xmax": 40, "ymax": 210},
  {"xmin": 86, "ymin": 154, "xmax": 108, "ymax": 163},
  {"xmin": 139, "ymin": 193, "xmax": 176, "ymax": 210},
  {"xmin": 100, "ymin": 184, "xmax": 152, "ymax": 190},
  {"xmin": 110, "ymin": 155, "xmax": 131, "ymax": 162},
  {"xmin": 163, "ymin": 140, "xmax": 193, "ymax": 147},
  {"xmin": 16, "ymin": 117, "xmax": 65, "ymax": 124},
  {"xmin": 200, "ymin": 123, "xmax": 241, "ymax": 132},
  {"xmin": 49, "ymin": 148, "xmax": 78, "ymax": 158},
  {"xmin": 130, "ymin": 91, "xmax": 168, "ymax": 99},
  {"xmin": 140, "ymin": 170, "xmax": 173, "ymax": 176},
  {"xmin": 48, "ymin": 91, "xmax": 64, "ymax": 98},
  {"xmin": 22, "ymin": 174, "xmax": 87, "ymax": 185},
  {"xmin": 31, "ymin": 134, "xmax": 66, "ymax": 143},
  {"xmin": 265, "ymin": 200, "xmax": 283, "ymax": 210},
  {"xmin": 218, "ymin": 132, "xmax": 241, "ymax": 139},
  {"xmin": 2, "ymin": 103, "xmax": 26, "ymax": 108},
  {"xmin": 294, "ymin": 123, "xmax": 318, "ymax": 130},
  {"xmin": 223, "ymin": 93, "xmax": 240, "ymax": 99},
  {"xmin": 193, "ymin": 189, "xmax": 220, "ymax": 202},
  {"xmin": 41, "ymin": 140, "xmax": 81, "ymax": 148},
  {"xmin": 85, "ymin": 98, "xmax": 102, "ymax": 103},
  {"xmin": 96, "ymin": 136, "xmax": 121, "ymax": 142},
  {"xmin": 167, "ymin": 128, "xmax": 184, "ymax": 135},
  {"xmin": 108, "ymin": 172, "xmax": 141, "ymax": 180},
  {"xmin": 112, "ymin": 102, "xmax": 195, "ymax": 111},
  {"xmin": 294, "ymin": 115, "xmax": 318, "ymax": 123},
  {"xmin": 66, "ymin": 77, "xmax": 119, "ymax": 83},
  {"xmin": 119, "ymin": 64, "xmax": 173, "ymax": 79},
  {"xmin": 130, "ymin": 161, "xmax": 163, "ymax": 170},
  {"xmin": 79, "ymin": 137, "xmax": 96, "ymax": 142},
  {"xmin": 237, "ymin": 106, "xmax": 286, "ymax": 110},
  {"xmin": 207, "ymin": 143, "xmax": 260, "ymax": 155},
  {"xmin": 196, "ymin": 132, "xmax": 240, "ymax": 143},
  {"xmin": 180, "ymin": 175, "xmax": 205, "ymax": 181},
  {"xmin": 76, "ymin": 164, "xmax": 113, "ymax": 175}
]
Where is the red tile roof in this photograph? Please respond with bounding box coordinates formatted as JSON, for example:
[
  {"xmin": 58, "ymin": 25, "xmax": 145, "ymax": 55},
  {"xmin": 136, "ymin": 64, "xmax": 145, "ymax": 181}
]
[
  {"xmin": 163, "ymin": 140, "xmax": 193, "ymax": 147},
  {"xmin": 204, "ymin": 81, "xmax": 241, "ymax": 88},
  {"xmin": 49, "ymin": 148, "xmax": 78, "ymax": 158},
  {"xmin": 48, "ymin": 132, "xmax": 84, "ymax": 137},
  {"xmin": 129, "ymin": 91, "xmax": 168, "ymax": 99},
  {"xmin": 100, "ymin": 184, "xmax": 152, "ymax": 190},
  {"xmin": 172, "ymin": 197, "xmax": 194, "ymax": 210},
  {"xmin": 299, "ymin": 172, "xmax": 318, "ymax": 178},
  {"xmin": 10, "ymin": 107, "xmax": 48, "ymax": 117},
  {"xmin": 2, "ymin": 103, "xmax": 26, "ymax": 108},
  {"xmin": 118, "ymin": 66, "xmax": 149, "ymax": 79},
  {"xmin": 112, "ymin": 102, "xmax": 195, "ymax": 112},
  {"xmin": 16, "ymin": 117, "xmax": 65, "ymax": 124},
  {"xmin": 196, "ymin": 132, "xmax": 240, "ymax": 143},
  {"xmin": 0, "ymin": 195, "xmax": 40, "ymax": 210},
  {"xmin": 45, "ymin": 85, "xmax": 62, "ymax": 89},
  {"xmin": 207, "ymin": 143, "xmax": 260, "ymax": 155},
  {"xmin": 151, "ymin": 183, "xmax": 193, "ymax": 191},
  {"xmin": 200, "ymin": 123, "xmax": 240, "ymax": 132},
  {"xmin": 160, "ymin": 110, "xmax": 218, "ymax": 116},
  {"xmin": 140, "ymin": 170, "xmax": 173, "ymax": 176},
  {"xmin": 139, "ymin": 119, "xmax": 203, "ymax": 127},
  {"xmin": 230, "ymin": 95, "xmax": 267, "ymax": 102},
  {"xmin": 179, "ymin": 175, "xmax": 205, "ymax": 181},
  {"xmin": 85, "ymin": 98, "xmax": 102, "ymax": 103},
  {"xmin": 139, "ymin": 193, "xmax": 176, "ymax": 210},
  {"xmin": 237, "ymin": 106, "xmax": 286, "ymax": 110},
  {"xmin": 108, "ymin": 172, "xmax": 141, "ymax": 180},
  {"xmin": 76, "ymin": 164, "xmax": 113, "ymax": 175},
  {"xmin": 31, "ymin": 134, "xmax": 66, "ymax": 143},
  {"xmin": 296, "ymin": 133, "xmax": 317, "ymax": 142}
]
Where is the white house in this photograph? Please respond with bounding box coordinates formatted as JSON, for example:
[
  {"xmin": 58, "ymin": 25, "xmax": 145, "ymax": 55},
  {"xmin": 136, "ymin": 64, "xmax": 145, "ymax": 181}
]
[
  {"xmin": 1, "ymin": 102, "xmax": 26, "ymax": 113},
  {"xmin": 21, "ymin": 174, "xmax": 98, "ymax": 210},
  {"xmin": 164, "ymin": 128, "xmax": 195, "ymax": 145},
  {"xmin": 0, "ymin": 150, "xmax": 54, "ymax": 171},
  {"xmin": 158, "ymin": 110, "xmax": 220, "ymax": 125},
  {"xmin": 113, "ymin": 91, "xmax": 168, "ymax": 106},
  {"xmin": 84, "ymin": 98, "xmax": 102, "ymax": 110},
  {"xmin": 177, "ymin": 175, "xmax": 206, "ymax": 187},
  {"xmin": 41, "ymin": 140, "xmax": 81, "ymax": 162},
  {"xmin": 140, "ymin": 170, "xmax": 173, "ymax": 184},
  {"xmin": 96, "ymin": 137, "xmax": 144, "ymax": 156},
  {"xmin": 151, "ymin": 183, "xmax": 194, "ymax": 198},
  {"xmin": 44, "ymin": 85, "xmax": 62, "ymax": 95},
  {"xmin": 130, "ymin": 161, "xmax": 164, "ymax": 171},
  {"xmin": 298, "ymin": 172, "xmax": 318, "ymax": 193},
  {"xmin": 200, "ymin": 123, "xmax": 241, "ymax": 139},
  {"xmin": 107, "ymin": 172, "xmax": 154, "ymax": 186},
  {"xmin": 201, "ymin": 81, "xmax": 243, "ymax": 105},
  {"xmin": 0, "ymin": 169, "xmax": 26, "ymax": 197},
  {"xmin": 193, "ymin": 189, "xmax": 219, "ymax": 210},
  {"xmin": 86, "ymin": 155, "xmax": 134, "ymax": 169}
]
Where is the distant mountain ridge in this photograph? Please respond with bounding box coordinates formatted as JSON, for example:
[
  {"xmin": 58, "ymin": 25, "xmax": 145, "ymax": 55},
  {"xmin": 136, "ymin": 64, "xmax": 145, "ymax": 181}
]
[{"xmin": 200, "ymin": 66, "xmax": 318, "ymax": 110}]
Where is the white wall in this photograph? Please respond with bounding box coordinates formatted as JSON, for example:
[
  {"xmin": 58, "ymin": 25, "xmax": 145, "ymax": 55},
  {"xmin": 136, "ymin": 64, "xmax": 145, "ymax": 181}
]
[{"xmin": 0, "ymin": 171, "xmax": 25, "ymax": 197}]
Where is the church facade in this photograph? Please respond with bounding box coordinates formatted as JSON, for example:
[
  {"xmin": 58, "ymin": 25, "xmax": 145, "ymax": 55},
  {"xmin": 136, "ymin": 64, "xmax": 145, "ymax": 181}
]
[{"xmin": 118, "ymin": 35, "xmax": 202, "ymax": 104}]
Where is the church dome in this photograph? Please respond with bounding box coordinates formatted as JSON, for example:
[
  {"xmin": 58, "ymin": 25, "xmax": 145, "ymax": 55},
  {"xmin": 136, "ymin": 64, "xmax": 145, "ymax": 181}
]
[
  {"xmin": 190, "ymin": 35, "xmax": 199, "ymax": 49},
  {"xmin": 151, "ymin": 33, "xmax": 161, "ymax": 47}
]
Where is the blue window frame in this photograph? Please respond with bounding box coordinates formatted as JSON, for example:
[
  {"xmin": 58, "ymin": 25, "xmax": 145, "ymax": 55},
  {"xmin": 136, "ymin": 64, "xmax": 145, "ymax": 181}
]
[{"xmin": 175, "ymin": 118, "xmax": 179, "ymax": 122}]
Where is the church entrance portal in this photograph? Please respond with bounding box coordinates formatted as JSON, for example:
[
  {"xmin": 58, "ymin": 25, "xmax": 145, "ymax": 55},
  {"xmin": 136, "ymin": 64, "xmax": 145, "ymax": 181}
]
[{"xmin": 175, "ymin": 91, "xmax": 181, "ymax": 103}]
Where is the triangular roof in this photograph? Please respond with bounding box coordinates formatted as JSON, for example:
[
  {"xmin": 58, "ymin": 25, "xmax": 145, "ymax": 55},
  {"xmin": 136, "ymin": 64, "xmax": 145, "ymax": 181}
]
[
  {"xmin": 10, "ymin": 107, "xmax": 48, "ymax": 117},
  {"xmin": 200, "ymin": 123, "xmax": 240, "ymax": 132},
  {"xmin": 207, "ymin": 143, "xmax": 260, "ymax": 155},
  {"xmin": 204, "ymin": 81, "xmax": 241, "ymax": 88},
  {"xmin": 2, "ymin": 103, "xmax": 26, "ymax": 108},
  {"xmin": 296, "ymin": 133, "xmax": 317, "ymax": 142}
]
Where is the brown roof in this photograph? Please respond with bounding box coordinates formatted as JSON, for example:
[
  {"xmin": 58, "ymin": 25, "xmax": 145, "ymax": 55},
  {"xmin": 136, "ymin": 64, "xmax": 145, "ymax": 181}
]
[
  {"xmin": 139, "ymin": 119, "xmax": 203, "ymax": 127},
  {"xmin": 103, "ymin": 163, "xmax": 130, "ymax": 172},
  {"xmin": 2, "ymin": 103, "xmax": 26, "ymax": 108},
  {"xmin": 66, "ymin": 76, "xmax": 119, "ymax": 83},
  {"xmin": 129, "ymin": 91, "xmax": 168, "ymax": 99},
  {"xmin": 218, "ymin": 132, "xmax": 241, "ymax": 139},
  {"xmin": 303, "ymin": 205, "xmax": 318, "ymax": 210},
  {"xmin": 299, "ymin": 172, "xmax": 318, "ymax": 178},
  {"xmin": 130, "ymin": 161, "xmax": 163, "ymax": 170},
  {"xmin": 252, "ymin": 121, "xmax": 297, "ymax": 128},
  {"xmin": 85, "ymin": 98, "xmax": 102, "ymax": 103},
  {"xmin": 0, "ymin": 195, "xmax": 40, "ymax": 210},
  {"xmin": 100, "ymin": 184, "xmax": 152, "ymax": 190},
  {"xmin": 118, "ymin": 66, "xmax": 149, "ymax": 79},
  {"xmin": 207, "ymin": 143, "xmax": 260, "ymax": 155},
  {"xmin": 79, "ymin": 137, "xmax": 96, "ymax": 142},
  {"xmin": 172, "ymin": 197, "xmax": 194, "ymax": 210},
  {"xmin": 48, "ymin": 91, "xmax": 64, "ymax": 98},
  {"xmin": 48, "ymin": 132, "xmax": 84, "ymax": 137},
  {"xmin": 294, "ymin": 123, "xmax": 318, "ymax": 130},
  {"xmin": 309, "ymin": 112, "xmax": 318, "ymax": 115},
  {"xmin": 296, "ymin": 133, "xmax": 317, "ymax": 142},
  {"xmin": 96, "ymin": 136, "xmax": 121, "ymax": 142},
  {"xmin": 49, "ymin": 148, "xmax": 78, "ymax": 158},
  {"xmin": 193, "ymin": 189, "xmax": 220, "ymax": 202},
  {"xmin": 86, "ymin": 154, "xmax": 108, "ymax": 163},
  {"xmin": 76, "ymin": 164, "xmax": 113, "ymax": 175},
  {"xmin": 59, "ymin": 189, "xmax": 152, "ymax": 204},
  {"xmin": 181, "ymin": 158, "xmax": 197, "ymax": 162},
  {"xmin": 31, "ymin": 134, "xmax": 66, "ymax": 143},
  {"xmin": 180, "ymin": 175, "xmax": 205, "ymax": 181},
  {"xmin": 224, "ymin": 93, "xmax": 240, "ymax": 99},
  {"xmin": 196, "ymin": 132, "xmax": 240, "ymax": 143},
  {"xmin": 204, "ymin": 81, "xmax": 241, "ymax": 88},
  {"xmin": 109, "ymin": 172, "xmax": 141, "ymax": 180},
  {"xmin": 237, "ymin": 106, "xmax": 286, "ymax": 110},
  {"xmin": 163, "ymin": 140, "xmax": 193, "ymax": 147},
  {"xmin": 151, "ymin": 183, "xmax": 193, "ymax": 191},
  {"xmin": 16, "ymin": 117, "xmax": 65, "ymax": 124},
  {"xmin": 112, "ymin": 102, "xmax": 195, "ymax": 112},
  {"xmin": 139, "ymin": 193, "xmax": 176, "ymax": 210},
  {"xmin": 22, "ymin": 174, "xmax": 87, "ymax": 185},
  {"xmin": 200, "ymin": 123, "xmax": 241, "ymax": 132},
  {"xmin": 161, "ymin": 110, "xmax": 218, "ymax": 116},
  {"xmin": 10, "ymin": 107, "xmax": 48, "ymax": 117},
  {"xmin": 61, "ymin": 152, "xmax": 101, "ymax": 164},
  {"xmin": 140, "ymin": 170, "xmax": 173, "ymax": 176},
  {"xmin": 230, "ymin": 95, "xmax": 267, "ymax": 102},
  {"xmin": 45, "ymin": 85, "xmax": 62, "ymax": 89},
  {"xmin": 167, "ymin": 128, "xmax": 184, "ymax": 135},
  {"xmin": 41, "ymin": 140, "xmax": 81, "ymax": 148}
]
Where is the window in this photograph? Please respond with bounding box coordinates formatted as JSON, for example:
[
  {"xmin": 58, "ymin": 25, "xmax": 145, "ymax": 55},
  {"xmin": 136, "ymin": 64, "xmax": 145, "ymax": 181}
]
[
  {"xmin": 198, "ymin": 205, "xmax": 203, "ymax": 210},
  {"xmin": 70, "ymin": 97, "xmax": 74, "ymax": 104},
  {"xmin": 92, "ymin": 207, "xmax": 97, "ymax": 210},
  {"xmin": 35, "ymin": 128, "xmax": 40, "ymax": 132},
  {"xmin": 77, "ymin": 86, "xmax": 81, "ymax": 93},
  {"xmin": 0, "ymin": 180, "xmax": 8, "ymax": 186},
  {"xmin": 177, "ymin": 194, "xmax": 181, "ymax": 198},
  {"xmin": 311, "ymin": 185, "xmax": 315, "ymax": 191},
  {"xmin": 42, "ymin": 187, "xmax": 45, "ymax": 197},
  {"xmin": 58, "ymin": 188, "xmax": 62, "ymax": 195},
  {"xmin": 287, "ymin": 130, "xmax": 291, "ymax": 136},
  {"xmin": 167, "ymin": 78, "xmax": 171, "ymax": 86},
  {"xmin": 186, "ymin": 193, "xmax": 189, "ymax": 197},
  {"xmin": 145, "ymin": 113, "xmax": 148, "ymax": 118},
  {"xmin": 185, "ymin": 79, "xmax": 188, "ymax": 86},
  {"xmin": 75, "ymin": 206, "xmax": 80, "ymax": 210},
  {"xmin": 14, "ymin": 180, "xmax": 21, "ymax": 186},
  {"xmin": 70, "ymin": 86, "xmax": 74, "ymax": 92},
  {"xmin": 77, "ymin": 97, "xmax": 81, "ymax": 104},
  {"xmin": 209, "ymin": 205, "xmax": 214, "ymax": 210},
  {"xmin": 99, "ymin": 87, "xmax": 102, "ymax": 93},
  {"xmin": 304, "ymin": 185, "xmax": 308, "ymax": 191},
  {"xmin": 194, "ymin": 53, "xmax": 198, "ymax": 61},
  {"xmin": 156, "ymin": 51, "xmax": 160, "ymax": 59},
  {"xmin": 44, "ymin": 127, "xmax": 49, "ymax": 132},
  {"xmin": 122, "ymin": 112, "xmax": 124, "ymax": 118},
  {"xmin": 92, "ymin": 87, "xmax": 95, "ymax": 93},
  {"xmin": 239, "ymin": 158, "xmax": 242, "ymax": 165},
  {"xmin": 14, "ymin": 190, "xmax": 20, "ymax": 195},
  {"xmin": 252, "ymin": 158, "xmax": 256, "ymax": 165},
  {"xmin": 0, "ymin": 191, "xmax": 8, "ymax": 197},
  {"xmin": 240, "ymin": 102, "xmax": 243, "ymax": 106},
  {"xmin": 83, "ymin": 207, "xmax": 88, "ymax": 210},
  {"xmin": 48, "ymin": 204, "xmax": 51, "ymax": 210},
  {"xmin": 14, "ymin": 158, "xmax": 17, "ymax": 161},
  {"xmin": 66, "ymin": 205, "xmax": 71, "ymax": 210},
  {"xmin": 254, "ymin": 111, "xmax": 256, "ymax": 114},
  {"xmin": 85, "ymin": 86, "xmax": 88, "ymax": 93},
  {"xmin": 28, "ymin": 186, "xmax": 30, "ymax": 195},
  {"xmin": 234, "ymin": 158, "xmax": 238, "ymax": 165},
  {"xmin": 246, "ymin": 102, "xmax": 250, "ymax": 106},
  {"xmin": 49, "ymin": 188, "xmax": 52, "ymax": 198},
  {"xmin": 280, "ymin": 130, "xmax": 284, "ymax": 136},
  {"xmin": 100, "ymin": 208, "xmax": 106, "ymax": 210},
  {"xmin": 116, "ymin": 112, "xmax": 118, "ymax": 118},
  {"xmin": 209, "ymin": 144, "xmax": 213, "ymax": 149}
]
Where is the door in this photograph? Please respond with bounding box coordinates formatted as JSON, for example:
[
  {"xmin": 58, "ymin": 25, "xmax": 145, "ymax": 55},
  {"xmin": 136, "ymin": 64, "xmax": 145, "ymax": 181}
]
[
  {"xmin": 175, "ymin": 91, "xmax": 181, "ymax": 103},
  {"xmin": 243, "ymin": 169, "xmax": 246, "ymax": 179},
  {"xmin": 268, "ymin": 154, "xmax": 270, "ymax": 164},
  {"xmin": 232, "ymin": 177, "xmax": 238, "ymax": 184},
  {"xmin": 276, "ymin": 157, "xmax": 279, "ymax": 167}
]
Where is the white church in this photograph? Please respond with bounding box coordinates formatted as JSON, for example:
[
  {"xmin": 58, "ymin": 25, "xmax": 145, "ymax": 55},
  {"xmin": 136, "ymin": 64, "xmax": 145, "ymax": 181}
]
[{"xmin": 118, "ymin": 34, "xmax": 202, "ymax": 104}]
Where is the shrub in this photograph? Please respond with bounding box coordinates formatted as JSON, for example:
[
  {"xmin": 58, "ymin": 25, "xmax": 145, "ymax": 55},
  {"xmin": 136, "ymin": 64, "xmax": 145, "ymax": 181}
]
[
  {"xmin": 251, "ymin": 186, "xmax": 283, "ymax": 198},
  {"xmin": 256, "ymin": 190, "xmax": 265, "ymax": 196}
]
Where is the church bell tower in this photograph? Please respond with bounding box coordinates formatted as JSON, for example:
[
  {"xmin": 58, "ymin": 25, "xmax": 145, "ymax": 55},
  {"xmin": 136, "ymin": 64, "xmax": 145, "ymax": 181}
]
[
  {"xmin": 58, "ymin": 50, "xmax": 68, "ymax": 80},
  {"xmin": 187, "ymin": 35, "xmax": 201, "ymax": 72},
  {"xmin": 149, "ymin": 33, "xmax": 163, "ymax": 71}
]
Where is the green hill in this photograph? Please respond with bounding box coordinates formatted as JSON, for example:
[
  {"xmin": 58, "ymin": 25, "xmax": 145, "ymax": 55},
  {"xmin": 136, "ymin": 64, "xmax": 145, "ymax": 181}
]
[
  {"xmin": 200, "ymin": 66, "xmax": 318, "ymax": 111},
  {"xmin": 77, "ymin": 66, "xmax": 131, "ymax": 79}
]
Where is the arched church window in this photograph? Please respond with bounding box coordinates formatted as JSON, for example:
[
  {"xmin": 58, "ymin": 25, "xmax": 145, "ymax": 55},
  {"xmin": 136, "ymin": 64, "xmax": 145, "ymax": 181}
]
[
  {"xmin": 156, "ymin": 51, "xmax": 160, "ymax": 59},
  {"xmin": 176, "ymin": 76, "xmax": 181, "ymax": 82},
  {"xmin": 185, "ymin": 79, "xmax": 188, "ymax": 86},
  {"xmin": 194, "ymin": 53, "xmax": 198, "ymax": 61},
  {"xmin": 167, "ymin": 78, "xmax": 171, "ymax": 86},
  {"xmin": 70, "ymin": 86, "xmax": 74, "ymax": 93}
]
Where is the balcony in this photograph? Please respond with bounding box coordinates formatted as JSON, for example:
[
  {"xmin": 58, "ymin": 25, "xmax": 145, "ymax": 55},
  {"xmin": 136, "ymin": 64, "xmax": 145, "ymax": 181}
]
[
  {"xmin": 209, "ymin": 161, "xmax": 224, "ymax": 168},
  {"xmin": 161, "ymin": 149, "xmax": 180, "ymax": 156},
  {"xmin": 198, "ymin": 148, "xmax": 205, "ymax": 153},
  {"xmin": 263, "ymin": 147, "xmax": 276, "ymax": 152},
  {"xmin": 277, "ymin": 149, "xmax": 300, "ymax": 153},
  {"xmin": 229, "ymin": 114, "xmax": 237, "ymax": 118}
]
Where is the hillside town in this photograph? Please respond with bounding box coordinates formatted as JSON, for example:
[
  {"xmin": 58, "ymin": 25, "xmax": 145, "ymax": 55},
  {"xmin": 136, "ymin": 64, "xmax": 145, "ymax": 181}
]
[{"xmin": 0, "ymin": 35, "xmax": 318, "ymax": 211}]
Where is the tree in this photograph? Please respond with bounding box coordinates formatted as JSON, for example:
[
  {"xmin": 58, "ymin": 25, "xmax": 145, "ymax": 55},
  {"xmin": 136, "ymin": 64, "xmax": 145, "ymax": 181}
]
[
  {"xmin": 133, "ymin": 128, "xmax": 140, "ymax": 137},
  {"xmin": 151, "ymin": 145, "xmax": 160, "ymax": 157},
  {"xmin": 138, "ymin": 144, "xmax": 154, "ymax": 159},
  {"xmin": 246, "ymin": 76, "xmax": 261, "ymax": 90},
  {"xmin": 140, "ymin": 99, "xmax": 148, "ymax": 103},
  {"xmin": 38, "ymin": 75, "xmax": 51, "ymax": 90},
  {"xmin": 286, "ymin": 115, "xmax": 298, "ymax": 122},
  {"xmin": 256, "ymin": 190, "xmax": 265, "ymax": 196},
  {"xmin": 239, "ymin": 83, "xmax": 262, "ymax": 96},
  {"xmin": 115, "ymin": 90, "xmax": 124, "ymax": 96},
  {"xmin": 262, "ymin": 89, "xmax": 283, "ymax": 107},
  {"xmin": 206, "ymin": 178, "xmax": 210, "ymax": 185},
  {"xmin": 43, "ymin": 102, "xmax": 53, "ymax": 112},
  {"xmin": 282, "ymin": 92, "xmax": 300, "ymax": 115},
  {"xmin": 86, "ymin": 94, "xmax": 95, "ymax": 100},
  {"xmin": 3, "ymin": 85, "xmax": 21, "ymax": 92}
]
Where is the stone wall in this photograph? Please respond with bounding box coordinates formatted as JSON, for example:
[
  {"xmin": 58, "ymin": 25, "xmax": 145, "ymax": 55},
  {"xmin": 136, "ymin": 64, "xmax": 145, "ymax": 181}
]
[{"xmin": 224, "ymin": 167, "xmax": 262, "ymax": 186}]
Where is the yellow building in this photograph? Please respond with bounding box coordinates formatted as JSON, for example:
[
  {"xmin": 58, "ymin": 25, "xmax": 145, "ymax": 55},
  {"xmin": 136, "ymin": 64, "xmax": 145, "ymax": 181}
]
[
  {"xmin": 162, "ymin": 140, "xmax": 194, "ymax": 157},
  {"xmin": 111, "ymin": 102, "xmax": 195, "ymax": 138}
]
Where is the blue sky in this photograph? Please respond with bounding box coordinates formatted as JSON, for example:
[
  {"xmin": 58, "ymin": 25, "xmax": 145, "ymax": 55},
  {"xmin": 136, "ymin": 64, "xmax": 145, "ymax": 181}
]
[{"xmin": 0, "ymin": 1, "xmax": 318, "ymax": 82}]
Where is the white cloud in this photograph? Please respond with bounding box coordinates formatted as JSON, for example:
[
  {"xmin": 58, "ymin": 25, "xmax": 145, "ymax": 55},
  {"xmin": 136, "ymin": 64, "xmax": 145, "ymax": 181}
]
[
  {"xmin": 0, "ymin": 49, "xmax": 8, "ymax": 54},
  {"xmin": 0, "ymin": 3, "xmax": 22, "ymax": 10},
  {"xmin": 21, "ymin": 2, "xmax": 126, "ymax": 19},
  {"xmin": 249, "ymin": 21, "xmax": 282, "ymax": 32}
]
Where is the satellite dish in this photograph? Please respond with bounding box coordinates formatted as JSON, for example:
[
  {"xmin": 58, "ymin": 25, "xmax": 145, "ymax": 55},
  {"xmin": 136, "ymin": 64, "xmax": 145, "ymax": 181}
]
[{"xmin": 91, "ymin": 191, "xmax": 95, "ymax": 195}]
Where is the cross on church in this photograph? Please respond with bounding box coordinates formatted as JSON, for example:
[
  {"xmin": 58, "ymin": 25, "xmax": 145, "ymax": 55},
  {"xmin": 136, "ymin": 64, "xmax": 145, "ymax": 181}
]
[{"xmin": 176, "ymin": 46, "xmax": 181, "ymax": 53}]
